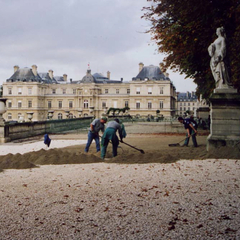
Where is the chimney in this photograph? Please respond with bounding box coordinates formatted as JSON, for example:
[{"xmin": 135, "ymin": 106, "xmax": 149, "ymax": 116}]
[
  {"xmin": 48, "ymin": 70, "xmax": 53, "ymax": 80},
  {"xmin": 139, "ymin": 62, "xmax": 144, "ymax": 72},
  {"xmin": 14, "ymin": 65, "xmax": 19, "ymax": 73},
  {"xmin": 32, "ymin": 65, "xmax": 38, "ymax": 76},
  {"xmin": 107, "ymin": 71, "xmax": 110, "ymax": 79},
  {"xmin": 63, "ymin": 74, "xmax": 67, "ymax": 82}
]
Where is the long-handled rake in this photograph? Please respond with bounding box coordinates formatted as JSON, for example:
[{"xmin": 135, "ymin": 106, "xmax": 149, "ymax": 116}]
[
  {"xmin": 99, "ymin": 135, "xmax": 145, "ymax": 154},
  {"xmin": 120, "ymin": 141, "xmax": 145, "ymax": 154},
  {"xmin": 168, "ymin": 133, "xmax": 196, "ymax": 147}
]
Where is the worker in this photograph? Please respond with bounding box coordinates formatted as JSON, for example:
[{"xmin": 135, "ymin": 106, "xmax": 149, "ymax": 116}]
[
  {"xmin": 84, "ymin": 117, "xmax": 107, "ymax": 153},
  {"xmin": 101, "ymin": 118, "xmax": 123, "ymax": 160},
  {"xmin": 178, "ymin": 116, "xmax": 198, "ymax": 147}
]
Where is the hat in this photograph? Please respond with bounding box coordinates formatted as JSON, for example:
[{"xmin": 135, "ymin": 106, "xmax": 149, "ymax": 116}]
[
  {"xmin": 101, "ymin": 117, "xmax": 107, "ymax": 122},
  {"xmin": 114, "ymin": 118, "xmax": 119, "ymax": 123}
]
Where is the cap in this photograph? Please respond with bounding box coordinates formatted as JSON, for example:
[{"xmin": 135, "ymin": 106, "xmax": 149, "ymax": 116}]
[{"xmin": 101, "ymin": 117, "xmax": 107, "ymax": 122}]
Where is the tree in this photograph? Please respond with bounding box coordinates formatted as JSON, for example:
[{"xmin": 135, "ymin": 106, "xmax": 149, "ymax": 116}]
[{"xmin": 142, "ymin": 0, "xmax": 240, "ymax": 99}]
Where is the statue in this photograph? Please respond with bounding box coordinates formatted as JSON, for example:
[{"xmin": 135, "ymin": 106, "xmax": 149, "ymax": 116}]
[{"xmin": 208, "ymin": 27, "xmax": 232, "ymax": 89}]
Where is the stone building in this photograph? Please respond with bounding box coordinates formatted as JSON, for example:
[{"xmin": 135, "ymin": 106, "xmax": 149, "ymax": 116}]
[
  {"xmin": 2, "ymin": 63, "xmax": 176, "ymax": 121},
  {"xmin": 176, "ymin": 91, "xmax": 198, "ymax": 116}
]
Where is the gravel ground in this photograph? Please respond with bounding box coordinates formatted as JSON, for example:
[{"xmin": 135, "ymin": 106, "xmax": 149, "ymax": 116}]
[{"xmin": 0, "ymin": 159, "xmax": 239, "ymax": 239}]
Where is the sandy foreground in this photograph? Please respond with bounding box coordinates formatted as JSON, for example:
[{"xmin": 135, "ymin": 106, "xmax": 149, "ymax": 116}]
[{"xmin": 0, "ymin": 123, "xmax": 239, "ymax": 239}]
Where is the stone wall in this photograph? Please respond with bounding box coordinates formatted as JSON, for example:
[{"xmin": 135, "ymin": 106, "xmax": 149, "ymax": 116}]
[{"xmin": 1, "ymin": 117, "xmax": 92, "ymax": 142}]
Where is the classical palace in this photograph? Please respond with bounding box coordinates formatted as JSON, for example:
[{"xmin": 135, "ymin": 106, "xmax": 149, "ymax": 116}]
[{"xmin": 2, "ymin": 63, "xmax": 177, "ymax": 121}]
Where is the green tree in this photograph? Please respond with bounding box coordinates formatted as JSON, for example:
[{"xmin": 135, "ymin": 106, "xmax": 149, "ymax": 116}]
[{"xmin": 142, "ymin": 0, "xmax": 240, "ymax": 99}]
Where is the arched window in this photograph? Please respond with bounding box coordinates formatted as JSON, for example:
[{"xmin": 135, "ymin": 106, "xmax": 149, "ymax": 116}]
[
  {"xmin": 84, "ymin": 113, "xmax": 88, "ymax": 117},
  {"xmin": 84, "ymin": 100, "xmax": 88, "ymax": 109},
  {"xmin": 58, "ymin": 113, "xmax": 63, "ymax": 119}
]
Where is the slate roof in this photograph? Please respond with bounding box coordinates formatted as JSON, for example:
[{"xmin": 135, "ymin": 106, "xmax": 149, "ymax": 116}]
[
  {"xmin": 7, "ymin": 68, "xmax": 42, "ymax": 82},
  {"xmin": 78, "ymin": 70, "xmax": 122, "ymax": 84},
  {"xmin": 132, "ymin": 64, "xmax": 167, "ymax": 81},
  {"xmin": 38, "ymin": 73, "xmax": 58, "ymax": 84}
]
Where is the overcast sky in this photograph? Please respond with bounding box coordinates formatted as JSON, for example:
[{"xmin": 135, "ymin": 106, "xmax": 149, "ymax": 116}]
[{"xmin": 0, "ymin": 0, "xmax": 197, "ymax": 92}]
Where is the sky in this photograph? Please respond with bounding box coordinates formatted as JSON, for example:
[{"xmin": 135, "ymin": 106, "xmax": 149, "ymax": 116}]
[{"xmin": 0, "ymin": 0, "xmax": 197, "ymax": 92}]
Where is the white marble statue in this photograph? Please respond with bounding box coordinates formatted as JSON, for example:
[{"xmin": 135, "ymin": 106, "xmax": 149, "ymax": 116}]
[{"xmin": 208, "ymin": 27, "xmax": 232, "ymax": 89}]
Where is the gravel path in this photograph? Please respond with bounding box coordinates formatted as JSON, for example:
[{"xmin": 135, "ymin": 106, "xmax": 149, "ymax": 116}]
[{"xmin": 0, "ymin": 159, "xmax": 239, "ymax": 239}]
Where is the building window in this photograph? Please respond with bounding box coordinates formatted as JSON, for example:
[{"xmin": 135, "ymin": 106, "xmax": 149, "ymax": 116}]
[
  {"xmin": 160, "ymin": 87, "xmax": 164, "ymax": 94},
  {"xmin": 193, "ymin": 103, "xmax": 195, "ymax": 106},
  {"xmin": 73, "ymin": 89, "xmax": 76, "ymax": 94},
  {"xmin": 58, "ymin": 101, "xmax": 62, "ymax": 109},
  {"xmin": 8, "ymin": 88, "xmax": 12, "ymax": 95},
  {"xmin": 102, "ymin": 102, "xmax": 106, "ymax": 108},
  {"xmin": 48, "ymin": 101, "xmax": 52, "ymax": 109},
  {"xmin": 188, "ymin": 103, "xmax": 190, "ymax": 106},
  {"xmin": 52, "ymin": 89, "xmax": 56, "ymax": 94},
  {"xmin": 180, "ymin": 107, "xmax": 182, "ymax": 111},
  {"xmin": 8, "ymin": 113, "xmax": 12, "ymax": 120},
  {"xmin": 69, "ymin": 113, "xmax": 73, "ymax": 119},
  {"xmin": 184, "ymin": 107, "xmax": 186, "ymax": 111},
  {"xmin": 8, "ymin": 101, "xmax": 12, "ymax": 108},
  {"xmin": 188, "ymin": 107, "xmax": 190, "ymax": 110},
  {"xmin": 58, "ymin": 113, "xmax": 63, "ymax": 119},
  {"xmin": 84, "ymin": 100, "xmax": 88, "ymax": 109},
  {"xmin": 18, "ymin": 88, "xmax": 22, "ymax": 94},
  {"xmin": 180, "ymin": 103, "xmax": 182, "ymax": 106},
  {"xmin": 160, "ymin": 100, "xmax": 164, "ymax": 109},
  {"xmin": 136, "ymin": 87, "xmax": 140, "ymax": 94},
  {"xmin": 69, "ymin": 101, "xmax": 73, "ymax": 108},
  {"xmin": 148, "ymin": 87, "xmax": 152, "ymax": 94},
  {"xmin": 127, "ymin": 89, "xmax": 130, "ymax": 94},
  {"xmin": 28, "ymin": 88, "xmax": 32, "ymax": 95},
  {"xmin": 28, "ymin": 101, "xmax": 32, "ymax": 108},
  {"xmin": 116, "ymin": 89, "xmax": 119, "ymax": 94},
  {"xmin": 63, "ymin": 89, "xmax": 66, "ymax": 94},
  {"xmin": 18, "ymin": 101, "xmax": 22, "ymax": 108},
  {"xmin": 184, "ymin": 103, "xmax": 186, "ymax": 106},
  {"xmin": 125, "ymin": 101, "xmax": 129, "ymax": 107},
  {"xmin": 105, "ymin": 89, "xmax": 108, "ymax": 94},
  {"xmin": 148, "ymin": 102, "xmax": 152, "ymax": 109},
  {"xmin": 136, "ymin": 101, "xmax": 140, "ymax": 109}
]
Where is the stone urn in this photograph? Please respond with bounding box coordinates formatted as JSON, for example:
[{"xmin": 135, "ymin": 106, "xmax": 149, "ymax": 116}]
[
  {"xmin": 78, "ymin": 109, "xmax": 83, "ymax": 117},
  {"xmin": 0, "ymin": 98, "xmax": 7, "ymax": 124},
  {"xmin": 103, "ymin": 107, "xmax": 108, "ymax": 114},
  {"xmin": 89, "ymin": 106, "xmax": 94, "ymax": 114},
  {"xmin": 18, "ymin": 115, "xmax": 25, "ymax": 123},
  {"xmin": 65, "ymin": 111, "xmax": 70, "ymax": 119},
  {"xmin": 27, "ymin": 112, "xmax": 34, "ymax": 121},
  {"xmin": 48, "ymin": 110, "xmax": 54, "ymax": 120}
]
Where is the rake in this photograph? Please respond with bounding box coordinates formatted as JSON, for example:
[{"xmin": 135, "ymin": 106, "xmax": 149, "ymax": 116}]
[{"xmin": 168, "ymin": 133, "xmax": 196, "ymax": 147}]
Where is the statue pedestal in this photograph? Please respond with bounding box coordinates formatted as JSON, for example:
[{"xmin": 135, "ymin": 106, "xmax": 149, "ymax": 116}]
[{"xmin": 207, "ymin": 91, "xmax": 240, "ymax": 151}]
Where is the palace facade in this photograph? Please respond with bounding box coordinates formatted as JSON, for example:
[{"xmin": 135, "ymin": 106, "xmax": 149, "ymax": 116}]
[{"xmin": 2, "ymin": 63, "xmax": 176, "ymax": 121}]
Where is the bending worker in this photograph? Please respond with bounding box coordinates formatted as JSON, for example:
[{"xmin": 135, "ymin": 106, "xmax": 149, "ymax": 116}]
[
  {"xmin": 84, "ymin": 117, "xmax": 107, "ymax": 153},
  {"xmin": 178, "ymin": 116, "xmax": 198, "ymax": 147},
  {"xmin": 101, "ymin": 118, "xmax": 123, "ymax": 160}
]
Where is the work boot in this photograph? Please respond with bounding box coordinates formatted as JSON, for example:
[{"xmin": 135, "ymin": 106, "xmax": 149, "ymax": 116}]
[{"xmin": 181, "ymin": 144, "xmax": 188, "ymax": 147}]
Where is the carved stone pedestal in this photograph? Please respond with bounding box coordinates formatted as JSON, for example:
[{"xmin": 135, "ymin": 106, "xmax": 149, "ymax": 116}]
[{"xmin": 207, "ymin": 89, "xmax": 240, "ymax": 151}]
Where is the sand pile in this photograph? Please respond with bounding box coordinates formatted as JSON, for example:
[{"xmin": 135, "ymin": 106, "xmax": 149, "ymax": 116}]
[{"xmin": 0, "ymin": 134, "xmax": 239, "ymax": 171}]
